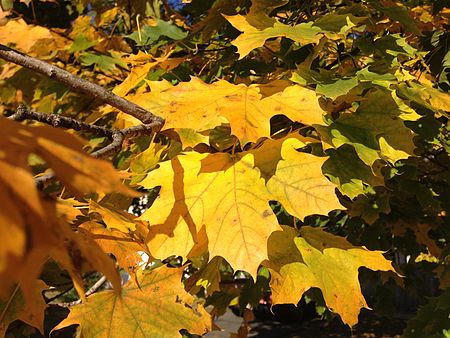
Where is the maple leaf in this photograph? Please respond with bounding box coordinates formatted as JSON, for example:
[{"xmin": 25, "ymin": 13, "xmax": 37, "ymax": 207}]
[
  {"xmin": 186, "ymin": 256, "xmax": 224, "ymax": 295},
  {"xmin": 315, "ymin": 88, "xmax": 416, "ymax": 167},
  {"xmin": 56, "ymin": 197, "xmax": 86, "ymax": 223},
  {"xmin": 267, "ymin": 226, "xmax": 397, "ymax": 327},
  {"xmin": 80, "ymin": 221, "xmax": 150, "ymax": 275},
  {"xmin": 0, "ymin": 281, "xmax": 47, "ymax": 336},
  {"xmin": 113, "ymin": 51, "xmax": 182, "ymax": 97},
  {"xmin": 1, "ymin": 1, "xmax": 447, "ymax": 334},
  {"xmin": 322, "ymin": 145, "xmax": 385, "ymax": 199},
  {"xmin": 139, "ymin": 136, "xmax": 342, "ymax": 276},
  {"xmin": 88, "ymin": 200, "xmax": 143, "ymax": 232},
  {"xmin": 125, "ymin": 19, "xmax": 187, "ymax": 46},
  {"xmin": 53, "ymin": 266, "xmax": 212, "ymax": 337},
  {"xmin": 127, "ymin": 77, "xmax": 325, "ymax": 144},
  {"xmin": 79, "ymin": 52, "xmax": 127, "ymax": 75},
  {"xmin": 265, "ymin": 138, "xmax": 343, "ymax": 219},
  {"xmin": 0, "ymin": 117, "xmax": 132, "ymax": 301},
  {"xmin": 0, "ymin": 19, "xmax": 52, "ymax": 53},
  {"xmin": 396, "ymin": 81, "xmax": 450, "ymax": 118},
  {"xmin": 224, "ymin": 14, "xmax": 322, "ymax": 59},
  {"xmin": 139, "ymin": 151, "xmax": 281, "ymax": 277},
  {"xmin": 244, "ymin": 0, "xmax": 289, "ymax": 28}
]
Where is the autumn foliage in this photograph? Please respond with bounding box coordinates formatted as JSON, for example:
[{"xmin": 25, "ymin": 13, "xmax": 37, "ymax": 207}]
[{"xmin": 0, "ymin": 0, "xmax": 449, "ymax": 337}]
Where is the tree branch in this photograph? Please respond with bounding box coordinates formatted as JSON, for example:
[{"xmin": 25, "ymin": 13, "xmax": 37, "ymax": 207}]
[
  {"xmin": 0, "ymin": 44, "xmax": 164, "ymax": 129},
  {"xmin": 54, "ymin": 276, "xmax": 108, "ymax": 307},
  {"xmin": 9, "ymin": 105, "xmax": 113, "ymax": 137},
  {"xmin": 9, "ymin": 106, "xmax": 156, "ymax": 188}
]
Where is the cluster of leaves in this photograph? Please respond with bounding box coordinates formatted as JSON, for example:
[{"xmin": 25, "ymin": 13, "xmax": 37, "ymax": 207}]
[{"xmin": 0, "ymin": 0, "xmax": 449, "ymax": 337}]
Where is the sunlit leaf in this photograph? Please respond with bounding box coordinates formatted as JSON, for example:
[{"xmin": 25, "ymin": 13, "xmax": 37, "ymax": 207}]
[
  {"xmin": 267, "ymin": 226, "xmax": 397, "ymax": 327},
  {"xmin": 53, "ymin": 266, "xmax": 212, "ymax": 337},
  {"xmin": 266, "ymin": 138, "xmax": 343, "ymax": 219},
  {"xmin": 128, "ymin": 77, "xmax": 325, "ymax": 144},
  {"xmin": 224, "ymin": 14, "xmax": 321, "ymax": 59},
  {"xmin": 139, "ymin": 151, "xmax": 281, "ymax": 276}
]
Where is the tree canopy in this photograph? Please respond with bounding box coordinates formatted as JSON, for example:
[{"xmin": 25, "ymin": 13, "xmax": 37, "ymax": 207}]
[{"xmin": 0, "ymin": 0, "xmax": 449, "ymax": 337}]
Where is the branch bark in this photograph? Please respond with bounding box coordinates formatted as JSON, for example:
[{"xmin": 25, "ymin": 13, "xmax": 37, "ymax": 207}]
[{"xmin": 0, "ymin": 44, "xmax": 164, "ymax": 129}]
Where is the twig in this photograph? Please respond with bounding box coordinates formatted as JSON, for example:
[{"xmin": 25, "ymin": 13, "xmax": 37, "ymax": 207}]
[
  {"xmin": 9, "ymin": 105, "xmax": 113, "ymax": 137},
  {"xmin": 9, "ymin": 106, "xmax": 156, "ymax": 187},
  {"xmin": 91, "ymin": 132, "xmax": 124, "ymax": 158},
  {"xmin": 55, "ymin": 276, "xmax": 108, "ymax": 307},
  {"xmin": 0, "ymin": 44, "xmax": 164, "ymax": 129},
  {"xmin": 86, "ymin": 275, "xmax": 108, "ymax": 297},
  {"xmin": 44, "ymin": 286, "xmax": 75, "ymax": 304}
]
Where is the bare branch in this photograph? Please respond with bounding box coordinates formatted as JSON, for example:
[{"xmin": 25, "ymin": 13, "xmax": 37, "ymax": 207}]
[{"xmin": 0, "ymin": 44, "xmax": 164, "ymax": 129}]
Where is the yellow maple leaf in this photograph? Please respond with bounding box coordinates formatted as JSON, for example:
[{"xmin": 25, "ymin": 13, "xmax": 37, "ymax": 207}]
[
  {"xmin": 0, "ymin": 19, "xmax": 66, "ymax": 55},
  {"xmin": 0, "ymin": 117, "xmax": 134, "ymax": 301},
  {"xmin": 53, "ymin": 266, "xmax": 212, "ymax": 337},
  {"xmin": 113, "ymin": 50, "xmax": 182, "ymax": 98},
  {"xmin": 267, "ymin": 226, "xmax": 397, "ymax": 327},
  {"xmin": 80, "ymin": 222, "xmax": 150, "ymax": 275},
  {"xmin": 128, "ymin": 77, "xmax": 325, "ymax": 144},
  {"xmin": 139, "ymin": 152, "xmax": 281, "ymax": 277},
  {"xmin": 266, "ymin": 138, "xmax": 343, "ymax": 219},
  {"xmin": 224, "ymin": 14, "xmax": 322, "ymax": 59},
  {"xmin": 88, "ymin": 200, "xmax": 142, "ymax": 232},
  {"xmin": 139, "ymin": 136, "xmax": 342, "ymax": 276},
  {"xmin": 56, "ymin": 197, "xmax": 86, "ymax": 223}
]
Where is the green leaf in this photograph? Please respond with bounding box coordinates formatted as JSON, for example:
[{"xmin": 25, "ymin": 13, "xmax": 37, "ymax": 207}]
[
  {"xmin": 313, "ymin": 13, "xmax": 366, "ymax": 34},
  {"xmin": 323, "ymin": 145, "xmax": 384, "ymax": 199},
  {"xmin": 372, "ymin": 35, "xmax": 418, "ymax": 65},
  {"xmin": 69, "ymin": 35, "xmax": 98, "ymax": 53},
  {"xmin": 79, "ymin": 52, "xmax": 127, "ymax": 74},
  {"xmin": 403, "ymin": 289, "xmax": 450, "ymax": 338},
  {"xmin": 369, "ymin": 1, "xmax": 422, "ymax": 36},
  {"xmin": 316, "ymin": 77, "xmax": 359, "ymax": 100},
  {"xmin": 125, "ymin": 20, "xmax": 187, "ymax": 46},
  {"xmin": 316, "ymin": 88, "xmax": 416, "ymax": 166}
]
